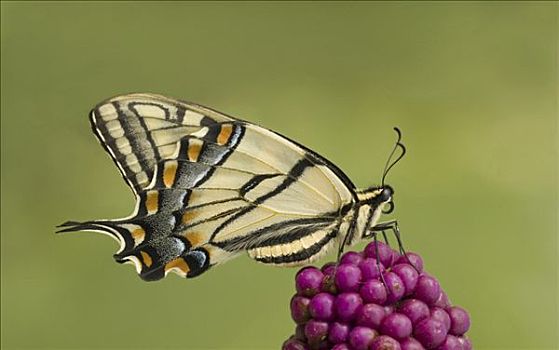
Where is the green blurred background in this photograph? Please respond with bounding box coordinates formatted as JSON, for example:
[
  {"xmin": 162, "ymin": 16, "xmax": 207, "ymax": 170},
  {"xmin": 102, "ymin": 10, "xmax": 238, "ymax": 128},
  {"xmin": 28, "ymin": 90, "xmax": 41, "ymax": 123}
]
[{"xmin": 1, "ymin": 2, "xmax": 557, "ymax": 349}]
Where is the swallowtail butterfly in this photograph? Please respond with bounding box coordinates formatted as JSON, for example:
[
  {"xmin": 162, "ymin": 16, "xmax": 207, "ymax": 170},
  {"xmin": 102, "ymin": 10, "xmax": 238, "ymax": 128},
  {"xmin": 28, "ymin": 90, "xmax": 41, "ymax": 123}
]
[{"xmin": 58, "ymin": 93, "xmax": 405, "ymax": 281}]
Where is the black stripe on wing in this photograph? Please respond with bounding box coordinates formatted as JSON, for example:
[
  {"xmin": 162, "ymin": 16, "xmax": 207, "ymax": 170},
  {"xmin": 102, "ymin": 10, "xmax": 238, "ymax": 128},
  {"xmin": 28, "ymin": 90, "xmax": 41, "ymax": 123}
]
[
  {"xmin": 112, "ymin": 101, "xmax": 156, "ymax": 188},
  {"xmin": 88, "ymin": 107, "xmax": 136, "ymax": 191},
  {"xmin": 268, "ymin": 128, "xmax": 357, "ymax": 199},
  {"xmin": 209, "ymin": 157, "xmax": 314, "ymax": 241},
  {"xmin": 89, "ymin": 97, "xmax": 238, "ymax": 195},
  {"xmin": 128, "ymin": 102, "xmax": 165, "ymax": 160},
  {"xmin": 151, "ymin": 123, "xmax": 246, "ymax": 190},
  {"xmin": 212, "ymin": 215, "xmax": 337, "ymax": 251}
]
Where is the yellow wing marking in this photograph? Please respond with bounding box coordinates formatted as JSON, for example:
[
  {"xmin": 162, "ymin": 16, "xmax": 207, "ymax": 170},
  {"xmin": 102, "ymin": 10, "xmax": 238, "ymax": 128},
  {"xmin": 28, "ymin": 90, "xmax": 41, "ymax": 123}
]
[
  {"xmin": 163, "ymin": 161, "xmax": 178, "ymax": 188},
  {"xmin": 145, "ymin": 191, "xmax": 159, "ymax": 214},
  {"xmin": 140, "ymin": 251, "xmax": 153, "ymax": 267}
]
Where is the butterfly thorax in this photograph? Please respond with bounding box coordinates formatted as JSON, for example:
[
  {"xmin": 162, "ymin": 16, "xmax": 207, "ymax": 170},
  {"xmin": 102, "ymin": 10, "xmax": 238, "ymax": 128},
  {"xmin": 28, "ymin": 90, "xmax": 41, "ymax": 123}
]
[{"xmin": 339, "ymin": 185, "xmax": 394, "ymax": 247}]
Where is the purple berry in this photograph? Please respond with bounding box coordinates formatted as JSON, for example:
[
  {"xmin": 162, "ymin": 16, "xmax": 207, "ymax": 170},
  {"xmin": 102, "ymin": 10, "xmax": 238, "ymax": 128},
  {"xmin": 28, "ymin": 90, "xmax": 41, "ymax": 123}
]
[
  {"xmin": 433, "ymin": 290, "xmax": 451, "ymax": 309},
  {"xmin": 335, "ymin": 264, "xmax": 362, "ymax": 292},
  {"xmin": 414, "ymin": 318, "xmax": 448, "ymax": 349},
  {"xmin": 331, "ymin": 344, "xmax": 350, "ymax": 350},
  {"xmin": 335, "ymin": 292, "xmax": 363, "ymax": 322},
  {"xmin": 430, "ymin": 307, "xmax": 451, "ymax": 331},
  {"xmin": 448, "ymin": 306, "xmax": 470, "ymax": 336},
  {"xmin": 401, "ymin": 337, "xmax": 426, "ymax": 350},
  {"xmin": 321, "ymin": 262, "xmax": 337, "ymax": 276},
  {"xmin": 356, "ymin": 303, "xmax": 385, "ymax": 329},
  {"xmin": 391, "ymin": 264, "xmax": 419, "ymax": 296},
  {"xmin": 328, "ymin": 322, "xmax": 350, "ymax": 344},
  {"xmin": 414, "ymin": 275, "xmax": 441, "ymax": 305},
  {"xmin": 340, "ymin": 251, "xmax": 364, "ymax": 265},
  {"xmin": 359, "ymin": 258, "xmax": 386, "ymax": 280},
  {"xmin": 396, "ymin": 252, "xmax": 424, "ymax": 273},
  {"xmin": 458, "ymin": 336, "xmax": 472, "ymax": 350},
  {"xmin": 399, "ymin": 299, "xmax": 430, "ymax": 325},
  {"xmin": 436, "ymin": 335, "xmax": 463, "ymax": 350},
  {"xmin": 380, "ymin": 313, "xmax": 413, "ymax": 339},
  {"xmin": 384, "ymin": 272, "xmax": 406, "ymax": 303},
  {"xmin": 290, "ymin": 295, "xmax": 311, "ymax": 324},
  {"xmin": 348, "ymin": 326, "xmax": 378, "ymax": 350},
  {"xmin": 309, "ymin": 293, "xmax": 335, "ymax": 321},
  {"xmin": 364, "ymin": 241, "xmax": 394, "ymax": 267},
  {"xmin": 360, "ymin": 279, "xmax": 388, "ymax": 304},
  {"xmin": 282, "ymin": 337, "xmax": 308, "ymax": 350},
  {"xmin": 370, "ymin": 335, "xmax": 402, "ymax": 350},
  {"xmin": 296, "ymin": 267, "xmax": 324, "ymax": 297},
  {"xmin": 384, "ymin": 304, "xmax": 395, "ymax": 315},
  {"xmin": 304, "ymin": 319, "xmax": 329, "ymax": 345},
  {"xmin": 286, "ymin": 248, "xmax": 471, "ymax": 350}
]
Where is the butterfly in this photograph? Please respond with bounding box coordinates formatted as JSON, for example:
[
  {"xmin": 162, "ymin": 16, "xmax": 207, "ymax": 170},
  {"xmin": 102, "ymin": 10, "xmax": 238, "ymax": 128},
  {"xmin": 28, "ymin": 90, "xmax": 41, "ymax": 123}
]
[{"xmin": 57, "ymin": 93, "xmax": 405, "ymax": 281}]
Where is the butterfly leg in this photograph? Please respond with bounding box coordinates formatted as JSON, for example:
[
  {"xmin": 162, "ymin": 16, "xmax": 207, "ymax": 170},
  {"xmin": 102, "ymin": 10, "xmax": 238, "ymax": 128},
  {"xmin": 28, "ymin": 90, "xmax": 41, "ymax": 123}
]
[
  {"xmin": 370, "ymin": 230, "xmax": 389, "ymax": 289},
  {"xmin": 367, "ymin": 220, "xmax": 405, "ymax": 253},
  {"xmin": 369, "ymin": 220, "xmax": 420, "ymax": 273}
]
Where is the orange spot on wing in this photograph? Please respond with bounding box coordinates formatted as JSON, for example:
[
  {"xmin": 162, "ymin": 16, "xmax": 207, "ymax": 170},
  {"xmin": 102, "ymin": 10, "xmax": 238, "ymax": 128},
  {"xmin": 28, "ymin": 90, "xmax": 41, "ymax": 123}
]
[
  {"xmin": 145, "ymin": 191, "xmax": 159, "ymax": 213},
  {"xmin": 131, "ymin": 228, "xmax": 145, "ymax": 246},
  {"xmin": 185, "ymin": 231, "xmax": 205, "ymax": 247},
  {"xmin": 188, "ymin": 141, "xmax": 202, "ymax": 162},
  {"xmin": 163, "ymin": 162, "xmax": 178, "ymax": 188},
  {"xmin": 217, "ymin": 124, "xmax": 233, "ymax": 145},
  {"xmin": 140, "ymin": 251, "xmax": 153, "ymax": 267},
  {"xmin": 165, "ymin": 257, "xmax": 190, "ymax": 275},
  {"xmin": 181, "ymin": 210, "xmax": 197, "ymax": 224}
]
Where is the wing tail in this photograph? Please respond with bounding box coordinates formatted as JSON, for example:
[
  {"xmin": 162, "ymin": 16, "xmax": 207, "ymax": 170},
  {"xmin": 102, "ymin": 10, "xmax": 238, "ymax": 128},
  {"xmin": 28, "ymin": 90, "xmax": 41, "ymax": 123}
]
[
  {"xmin": 55, "ymin": 215, "xmax": 209, "ymax": 281},
  {"xmin": 56, "ymin": 219, "xmax": 134, "ymax": 256},
  {"xmin": 56, "ymin": 220, "xmax": 121, "ymax": 237}
]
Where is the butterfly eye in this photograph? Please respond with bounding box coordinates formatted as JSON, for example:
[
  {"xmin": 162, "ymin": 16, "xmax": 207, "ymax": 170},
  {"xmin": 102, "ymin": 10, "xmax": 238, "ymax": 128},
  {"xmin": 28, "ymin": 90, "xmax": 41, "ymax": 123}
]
[
  {"xmin": 379, "ymin": 187, "xmax": 393, "ymax": 202},
  {"xmin": 382, "ymin": 201, "xmax": 394, "ymax": 214}
]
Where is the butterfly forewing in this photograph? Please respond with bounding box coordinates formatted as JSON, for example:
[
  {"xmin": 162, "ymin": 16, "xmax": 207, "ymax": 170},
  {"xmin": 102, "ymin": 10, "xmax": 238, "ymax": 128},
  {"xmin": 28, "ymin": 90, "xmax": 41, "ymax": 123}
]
[{"xmin": 90, "ymin": 94, "xmax": 234, "ymax": 193}]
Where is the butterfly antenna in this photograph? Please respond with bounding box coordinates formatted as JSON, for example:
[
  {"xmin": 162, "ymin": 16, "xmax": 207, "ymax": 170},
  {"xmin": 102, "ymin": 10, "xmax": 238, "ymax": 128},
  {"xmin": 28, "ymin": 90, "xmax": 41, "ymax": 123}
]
[{"xmin": 381, "ymin": 127, "xmax": 406, "ymax": 187}]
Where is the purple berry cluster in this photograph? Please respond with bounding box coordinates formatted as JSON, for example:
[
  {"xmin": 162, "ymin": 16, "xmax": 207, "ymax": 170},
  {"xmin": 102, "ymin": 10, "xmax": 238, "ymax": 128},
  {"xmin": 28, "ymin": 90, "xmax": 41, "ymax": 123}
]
[{"xmin": 283, "ymin": 242, "xmax": 471, "ymax": 350}]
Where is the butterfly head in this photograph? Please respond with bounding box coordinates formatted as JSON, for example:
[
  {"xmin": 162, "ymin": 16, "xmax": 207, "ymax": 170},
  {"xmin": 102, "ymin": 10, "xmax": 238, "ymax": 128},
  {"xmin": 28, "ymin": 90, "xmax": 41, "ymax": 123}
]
[
  {"xmin": 357, "ymin": 185, "xmax": 395, "ymax": 214},
  {"xmin": 379, "ymin": 185, "xmax": 395, "ymax": 214}
]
